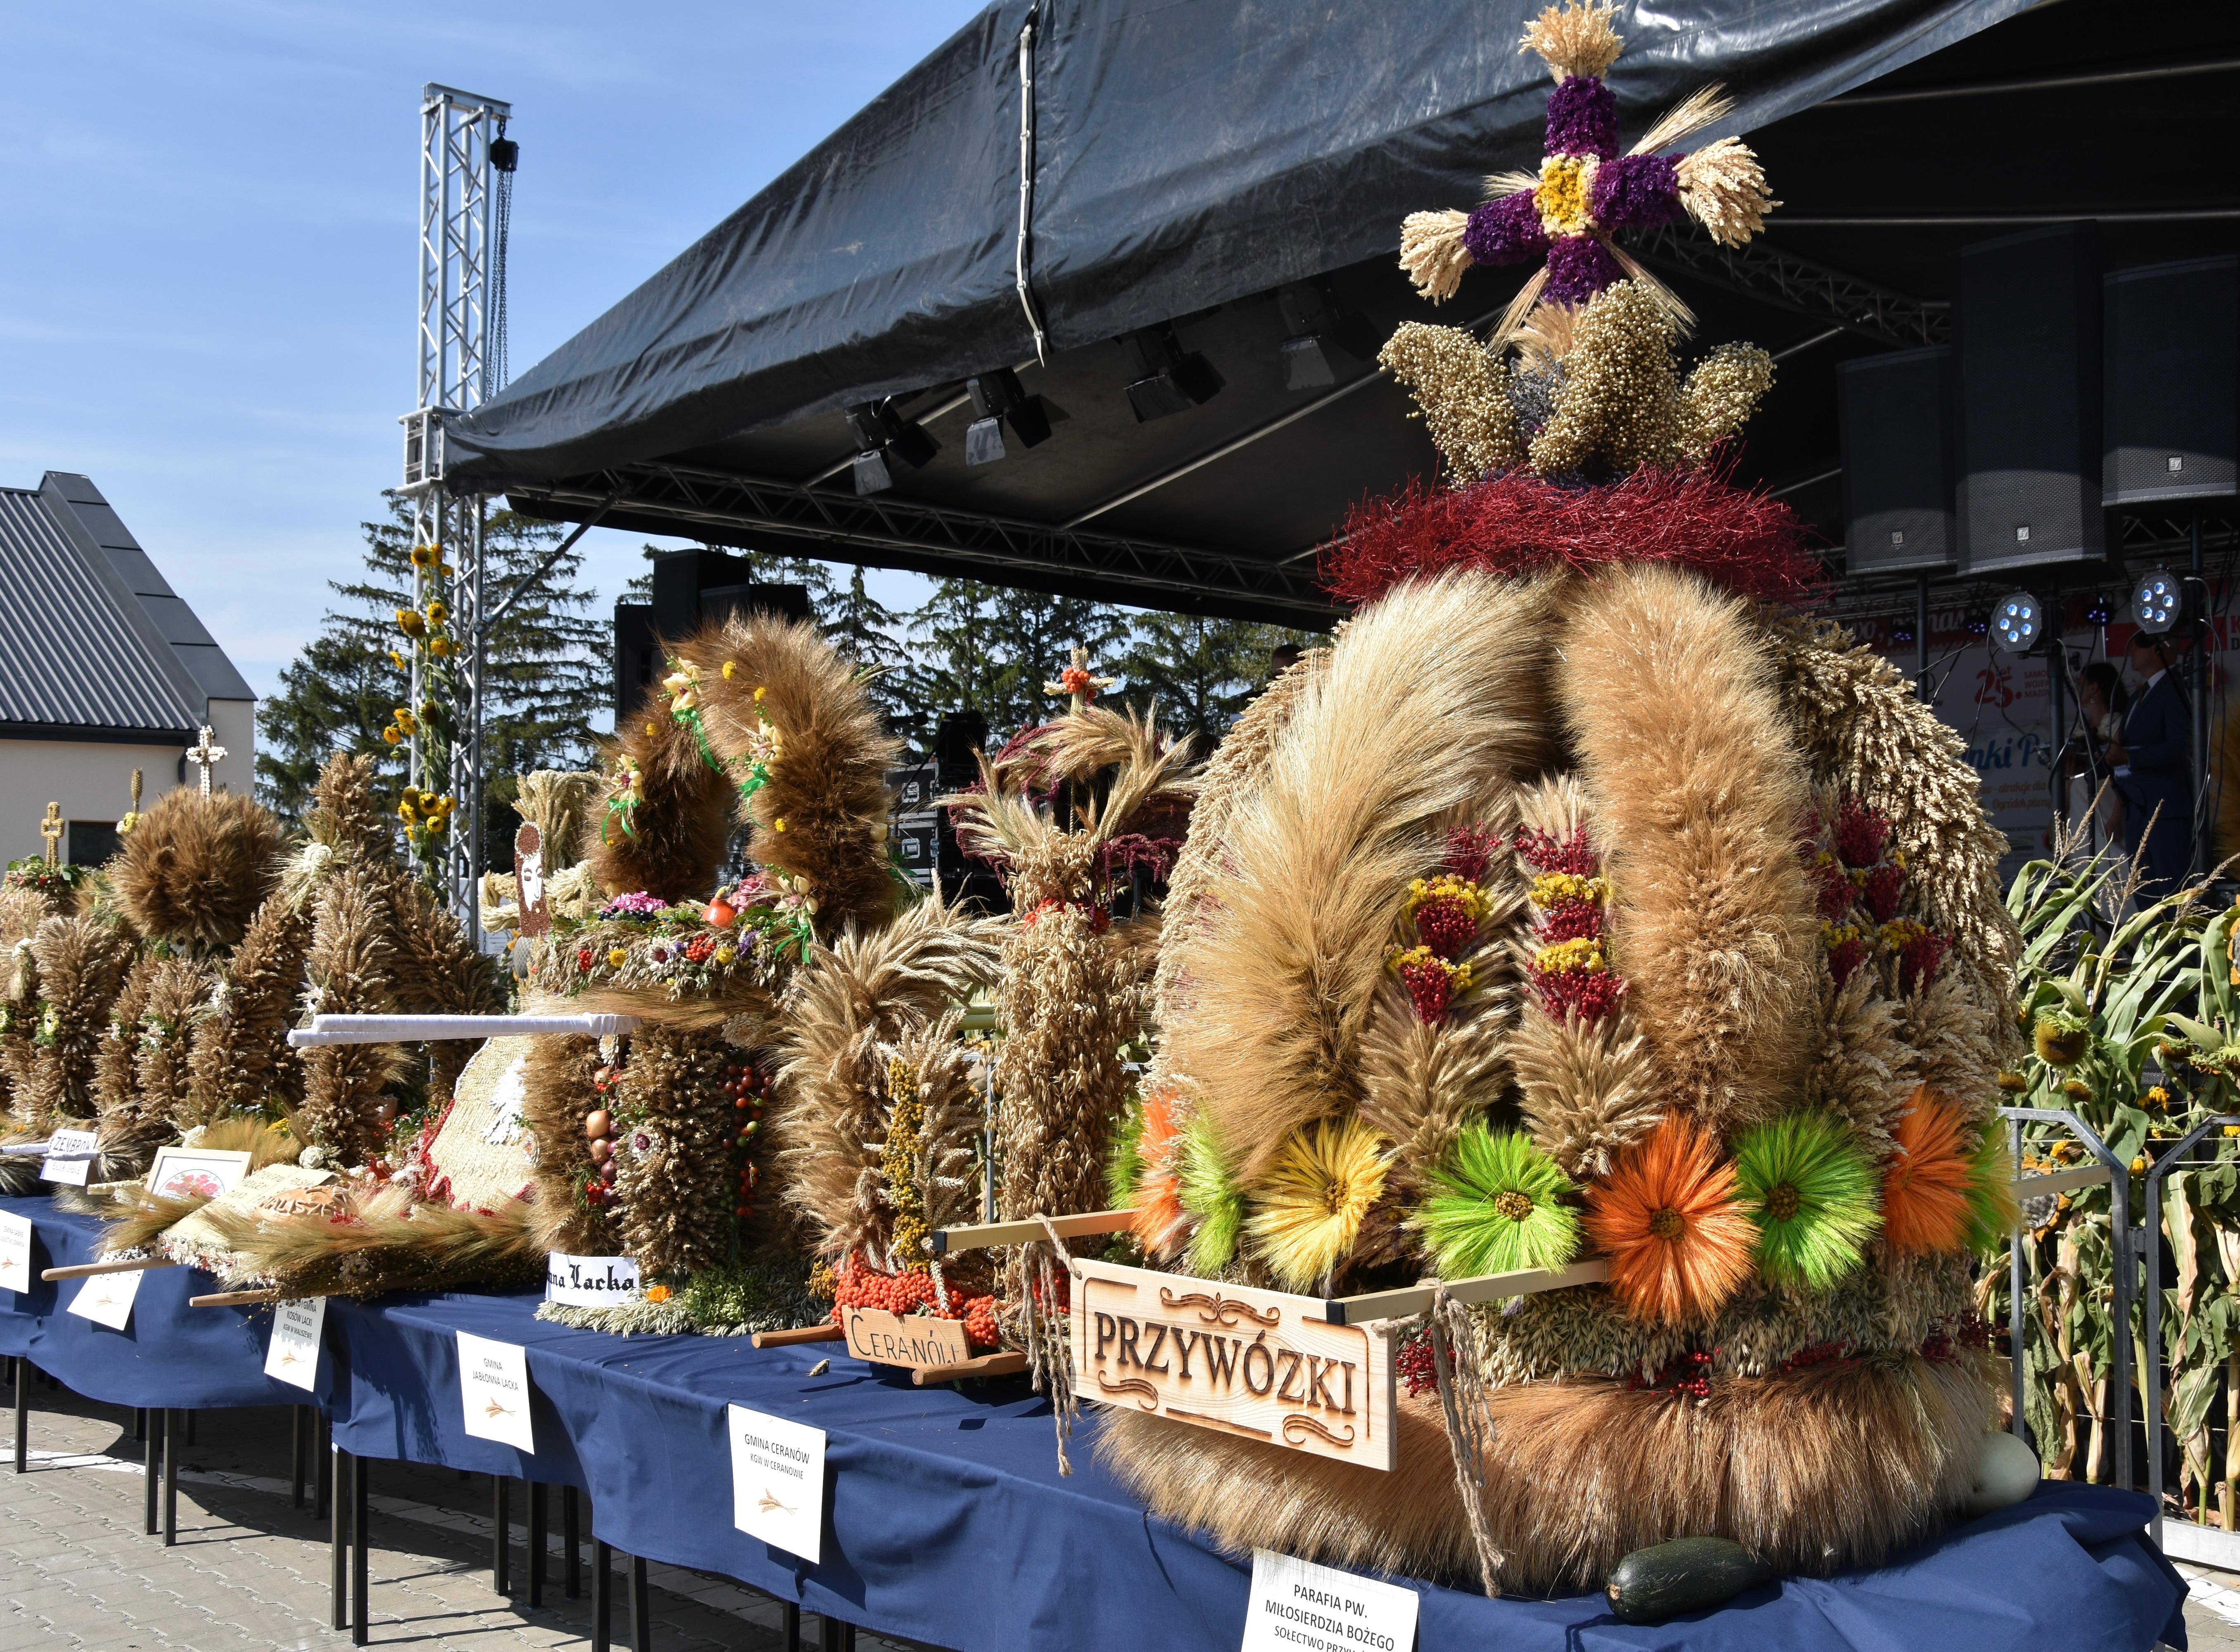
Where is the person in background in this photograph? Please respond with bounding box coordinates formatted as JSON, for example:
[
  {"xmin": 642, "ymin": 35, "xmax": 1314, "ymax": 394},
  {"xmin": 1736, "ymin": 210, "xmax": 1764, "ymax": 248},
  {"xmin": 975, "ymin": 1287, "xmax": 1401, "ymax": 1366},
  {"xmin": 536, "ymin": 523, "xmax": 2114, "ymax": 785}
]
[
  {"xmin": 2106, "ymin": 631, "xmax": 2192, "ymax": 898},
  {"xmin": 2066, "ymin": 661, "xmax": 2126, "ymax": 854},
  {"xmin": 1268, "ymin": 642, "xmax": 1304, "ymax": 681}
]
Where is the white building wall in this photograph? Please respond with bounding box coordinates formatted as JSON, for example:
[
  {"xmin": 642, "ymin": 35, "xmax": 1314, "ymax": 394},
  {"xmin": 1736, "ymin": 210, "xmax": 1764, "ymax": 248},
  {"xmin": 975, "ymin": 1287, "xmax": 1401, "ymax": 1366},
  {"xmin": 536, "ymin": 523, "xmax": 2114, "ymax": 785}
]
[{"xmin": 0, "ymin": 696, "xmax": 254, "ymax": 864}]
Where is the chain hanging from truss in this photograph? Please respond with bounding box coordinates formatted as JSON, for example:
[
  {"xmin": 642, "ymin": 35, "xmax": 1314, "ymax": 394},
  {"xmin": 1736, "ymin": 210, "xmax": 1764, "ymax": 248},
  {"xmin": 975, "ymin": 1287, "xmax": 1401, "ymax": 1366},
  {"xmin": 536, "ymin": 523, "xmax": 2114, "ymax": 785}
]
[{"xmin": 397, "ymin": 84, "xmax": 511, "ymax": 940}]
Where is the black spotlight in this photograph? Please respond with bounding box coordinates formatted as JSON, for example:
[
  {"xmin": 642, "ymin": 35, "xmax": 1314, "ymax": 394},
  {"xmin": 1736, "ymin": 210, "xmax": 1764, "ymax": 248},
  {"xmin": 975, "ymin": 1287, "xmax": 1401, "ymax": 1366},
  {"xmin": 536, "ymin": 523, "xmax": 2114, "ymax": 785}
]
[
  {"xmin": 2130, "ymin": 566, "xmax": 2206, "ymax": 636},
  {"xmin": 963, "ymin": 367, "xmax": 1052, "ymax": 466},
  {"xmin": 844, "ymin": 399, "xmax": 939, "ymax": 494},
  {"xmin": 490, "ymin": 137, "xmax": 520, "ymax": 173},
  {"xmin": 2083, "ymin": 593, "xmax": 2114, "ymax": 628},
  {"xmin": 1963, "ymin": 605, "xmax": 1991, "ymax": 639},
  {"xmin": 1274, "ymin": 280, "xmax": 1376, "ymax": 392},
  {"xmin": 1890, "ymin": 619, "xmax": 1916, "ymax": 648},
  {"xmin": 1118, "ymin": 323, "xmax": 1223, "ymax": 422},
  {"xmin": 1989, "ymin": 589, "xmax": 2045, "ymax": 654}
]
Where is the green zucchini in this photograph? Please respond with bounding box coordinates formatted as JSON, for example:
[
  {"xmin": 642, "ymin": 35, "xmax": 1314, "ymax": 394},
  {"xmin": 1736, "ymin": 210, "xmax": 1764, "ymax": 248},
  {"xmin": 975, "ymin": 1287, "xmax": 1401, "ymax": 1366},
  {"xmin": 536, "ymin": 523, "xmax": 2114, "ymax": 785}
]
[{"xmin": 1604, "ymin": 1536, "xmax": 1778, "ymax": 1624}]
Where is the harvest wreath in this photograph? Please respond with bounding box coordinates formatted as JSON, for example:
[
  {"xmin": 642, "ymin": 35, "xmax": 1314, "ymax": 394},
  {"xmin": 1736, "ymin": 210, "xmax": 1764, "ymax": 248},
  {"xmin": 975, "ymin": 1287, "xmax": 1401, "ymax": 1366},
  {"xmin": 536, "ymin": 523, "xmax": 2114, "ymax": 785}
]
[{"xmin": 967, "ymin": 1, "xmax": 2045, "ymax": 1606}]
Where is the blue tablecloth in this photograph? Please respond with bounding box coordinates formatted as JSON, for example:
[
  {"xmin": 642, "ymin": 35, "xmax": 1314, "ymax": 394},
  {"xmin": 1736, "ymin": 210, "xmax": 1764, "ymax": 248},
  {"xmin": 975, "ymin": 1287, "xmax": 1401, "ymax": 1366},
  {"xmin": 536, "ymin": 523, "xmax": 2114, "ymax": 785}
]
[
  {"xmin": 323, "ymin": 1288, "xmax": 2189, "ymax": 1652},
  {"xmin": 0, "ymin": 1195, "xmax": 302, "ymax": 1409}
]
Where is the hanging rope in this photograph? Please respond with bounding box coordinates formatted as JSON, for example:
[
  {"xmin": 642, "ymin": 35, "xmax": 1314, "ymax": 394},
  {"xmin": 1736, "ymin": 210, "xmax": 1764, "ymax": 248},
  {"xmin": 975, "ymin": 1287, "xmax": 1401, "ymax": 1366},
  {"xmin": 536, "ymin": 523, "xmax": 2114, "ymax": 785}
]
[
  {"xmin": 1427, "ymin": 1285, "xmax": 1508, "ymax": 1596},
  {"xmin": 1018, "ymin": 1212, "xmax": 1080, "ymax": 1475}
]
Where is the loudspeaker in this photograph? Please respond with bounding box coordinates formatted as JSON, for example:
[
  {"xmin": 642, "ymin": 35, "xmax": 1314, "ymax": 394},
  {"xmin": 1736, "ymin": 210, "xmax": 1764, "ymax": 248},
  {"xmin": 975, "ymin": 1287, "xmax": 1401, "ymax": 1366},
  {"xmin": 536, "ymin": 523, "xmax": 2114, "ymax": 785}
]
[
  {"xmin": 1955, "ymin": 222, "xmax": 2105, "ymax": 574},
  {"xmin": 2104, "ymin": 255, "xmax": 2238, "ymax": 506},
  {"xmin": 1839, "ymin": 345, "xmax": 1955, "ymax": 574},
  {"xmin": 613, "ymin": 603, "xmax": 658, "ymax": 723},
  {"xmin": 615, "ymin": 554, "xmax": 817, "ymax": 719}
]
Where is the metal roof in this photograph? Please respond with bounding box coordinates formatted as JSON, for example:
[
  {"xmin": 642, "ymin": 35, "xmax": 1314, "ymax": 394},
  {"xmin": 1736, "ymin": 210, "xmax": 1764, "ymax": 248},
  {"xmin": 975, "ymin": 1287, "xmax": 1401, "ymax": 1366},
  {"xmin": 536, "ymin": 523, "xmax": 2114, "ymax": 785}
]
[{"xmin": 0, "ymin": 474, "xmax": 251, "ymax": 743}]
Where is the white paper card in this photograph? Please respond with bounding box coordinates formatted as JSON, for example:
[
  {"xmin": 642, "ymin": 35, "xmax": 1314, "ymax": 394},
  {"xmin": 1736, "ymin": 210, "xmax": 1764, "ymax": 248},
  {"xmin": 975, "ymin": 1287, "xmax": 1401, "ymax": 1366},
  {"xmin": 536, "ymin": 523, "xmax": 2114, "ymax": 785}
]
[
  {"xmin": 0, "ymin": 1211, "xmax": 32, "ymax": 1295},
  {"xmin": 1240, "ymin": 1549, "xmax": 1419, "ymax": 1652},
  {"xmin": 728, "ymin": 1403, "xmax": 826, "ymax": 1563},
  {"xmin": 264, "ymin": 1296, "xmax": 328, "ymax": 1391},
  {"xmin": 66, "ymin": 1267, "xmax": 144, "ymax": 1331},
  {"xmin": 545, "ymin": 1253, "xmax": 641, "ymax": 1308},
  {"xmin": 458, "ymin": 1330, "xmax": 536, "ymax": 1453},
  {"xmin": 40, "ymin": 1128, "xmax": 98, "ymax": 1187}
]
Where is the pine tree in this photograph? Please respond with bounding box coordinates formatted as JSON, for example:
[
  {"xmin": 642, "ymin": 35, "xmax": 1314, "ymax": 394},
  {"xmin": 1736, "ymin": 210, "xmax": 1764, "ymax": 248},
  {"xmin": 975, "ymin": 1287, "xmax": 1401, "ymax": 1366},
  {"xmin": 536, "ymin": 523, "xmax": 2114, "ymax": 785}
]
[
  {"xmin": 985, "ymin": 588, "xmax": 1133, "ymax": 736},
  {"xmin": 257, "ymin": 501, "xmax": 611, "ymax": 859},
  {"xmin": 1118, "ymin": 614, "xmax": 1316, "ymax": 743},
  {"xmin": 901, "ymin": 579, "xmax": 1008, "ymax": 738}
]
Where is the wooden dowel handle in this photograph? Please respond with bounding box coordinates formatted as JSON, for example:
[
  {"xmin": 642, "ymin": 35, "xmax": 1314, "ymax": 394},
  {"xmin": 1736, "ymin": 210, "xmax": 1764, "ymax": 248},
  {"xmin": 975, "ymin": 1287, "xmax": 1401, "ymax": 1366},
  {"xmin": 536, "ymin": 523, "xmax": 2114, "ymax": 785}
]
[
  {"xmin": 43, "ymin": 1256, "xmax": 176, "ymax": 1281},
  {"xmin": 189, "ymin": 1289, "xmax": 283, "ymax": 1308},
  {"xmin": 749, "ymin": 1323, "xmax": 845, "ymax": 1348},
  {"xmin": 911, "ymin": 1351, "xmax": 1027, "ymax": 1385}
]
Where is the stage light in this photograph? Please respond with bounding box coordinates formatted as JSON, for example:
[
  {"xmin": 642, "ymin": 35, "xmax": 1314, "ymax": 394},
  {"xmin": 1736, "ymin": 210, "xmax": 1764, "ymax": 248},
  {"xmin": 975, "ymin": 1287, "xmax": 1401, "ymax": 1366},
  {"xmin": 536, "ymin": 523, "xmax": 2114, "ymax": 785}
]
[
  {"xmin": 1119, "ymin": 324, "xmax": 1223, "ymax": 421},
  {"xmin": 1963, "ymin": 606, "xmax": 1990, "ymax": 639},
  {"xmin": 1274, "ymin": 280, "xmax": 1376, "ymax": 392},
  {"xmin": 1990, "ymin": 590, "xmax": 2043, "ymax": 653},
  {"xmin": 490, "ymin": 138, "xmax": 519, "ymax": 173},
  {"xmin": 845, "ymin": 399, "xmax": 939, "ymax": 494},
  {"xmin": 2083, "ymin": 594, "xmax": 2114, "ymax": 628},
  {"xmin": 963, "ymin": 368, "xmax": 1052, "ymax": 466},
  {"xmin": 2131, "ymin": 567, "xmax": 2184, "ymax": 634},
  {"xmin": 1890, "ymin": 620, "xmax": 1915, "ymax": 647}
]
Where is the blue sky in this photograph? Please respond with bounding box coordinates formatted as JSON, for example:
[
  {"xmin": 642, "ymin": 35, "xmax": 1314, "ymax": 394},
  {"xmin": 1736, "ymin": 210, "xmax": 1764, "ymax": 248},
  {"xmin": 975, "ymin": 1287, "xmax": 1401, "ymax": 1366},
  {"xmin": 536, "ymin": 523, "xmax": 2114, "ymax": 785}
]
[{"xmin": 0, "ymin": 0, "xmax": 984, "ymax": 707}]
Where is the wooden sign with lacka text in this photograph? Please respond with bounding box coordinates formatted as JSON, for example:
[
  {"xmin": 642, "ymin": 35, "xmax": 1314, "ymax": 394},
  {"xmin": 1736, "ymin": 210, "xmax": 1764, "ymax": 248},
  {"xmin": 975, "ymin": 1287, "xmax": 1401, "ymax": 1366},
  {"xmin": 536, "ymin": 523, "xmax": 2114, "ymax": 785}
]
[
  {"xmin": 1068, "ymin": 1257, "xmax": 1396, "ymax": 1471},
  {"xmin": 841, "ymin": 1305, "xmax": 970, "ymax": 1369}
]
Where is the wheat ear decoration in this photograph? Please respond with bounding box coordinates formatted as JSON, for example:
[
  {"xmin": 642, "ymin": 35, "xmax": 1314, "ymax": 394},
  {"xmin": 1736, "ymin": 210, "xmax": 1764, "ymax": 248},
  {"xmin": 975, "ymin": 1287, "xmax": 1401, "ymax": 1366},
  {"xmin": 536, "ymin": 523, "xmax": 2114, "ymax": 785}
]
[
  {"xmin": 1519, "ymin": 1, "xmax": 1623, "ymax": 81},
  {"xmin": 1677, "ymin": 138, "xmax": 1779, "ymax": 247},
  {"xmin": 1400, "ymin": 210, "xmax": 1474, "ymax": 304},
  {"xmin": 1630, "ymin": 85, "xmax": 1734, "ymax": 157}
]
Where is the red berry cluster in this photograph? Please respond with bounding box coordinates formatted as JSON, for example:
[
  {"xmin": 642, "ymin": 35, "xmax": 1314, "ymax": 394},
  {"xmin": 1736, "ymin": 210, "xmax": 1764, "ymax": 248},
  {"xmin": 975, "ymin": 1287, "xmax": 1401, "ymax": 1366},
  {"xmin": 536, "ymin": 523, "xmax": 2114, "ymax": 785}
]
[
  {"xmin": 684, "ymin": 931, "xmax": 716, "ymax": 965},
  {"xmin": 1517, "ymin": 825, "xmax": 1596, "ymax": 878},
  {"xmin": 1775, "ymin": 1340, "xmax": 1855, "ymax": 1375},
  {"xmin": 725, "ymin": 1061, "xmax": 769, "ymax": 1222},
  {"xmin": 1395, "ymin": 1326, "xmax": 1437, "ymax": 1398},
  {"xmin": 1412, "ymin": 895, "xmax": 1479, "ymax": 960},
  {"xmin": 1626, "ymin": 1347, "xmax": 1717, "ymax": 1399},
  {"xmin": 1919, "ymin": 1312, "xmax": 1990, "ymax": 1365},
  {"xmin": 1395, "ymin": 954, "xmax": 1461, "ymax": 1021},
  {"xmin": 1441, "ymin": 823, "xmax": 1504, "ymax": 885},
  {"xmin": 576, "ymin": 947, "xmax": 595, "ymax": 972},
  {"xmin": 828, "ymin": 1259, "xmax": 1002, "ymax": 1351}
]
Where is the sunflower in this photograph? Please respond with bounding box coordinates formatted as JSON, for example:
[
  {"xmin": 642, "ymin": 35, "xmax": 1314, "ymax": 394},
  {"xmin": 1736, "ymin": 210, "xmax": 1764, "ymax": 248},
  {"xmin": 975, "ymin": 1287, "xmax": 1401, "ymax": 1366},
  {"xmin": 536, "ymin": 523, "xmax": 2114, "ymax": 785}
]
[
  {"xmin": 1583, "ymin": 1120, "xmax": 1755, "ymax": 1324},
  {"xmin": 1246, "ymin": 1116, "xmax": 1390, "ymax": 1292},
  {"xmin": 1179, "ymin": 1112, "xmax": 1245, "ymax": 1275},
  {"xmin": 1416, "ymin": 1125, "xmax": 1580, "ymax": 1279},
  {"xmin": 1881, "ymin": 1087, "xmax": 1974, "ymax": 1257},
  {"xmin": 1962, "ymin": 1123, "xmax": 2020, "ymax": 1254},
  {"xmin": 1731, "ymin": 1112, "xmax": 1880, "ymax": 1289}
]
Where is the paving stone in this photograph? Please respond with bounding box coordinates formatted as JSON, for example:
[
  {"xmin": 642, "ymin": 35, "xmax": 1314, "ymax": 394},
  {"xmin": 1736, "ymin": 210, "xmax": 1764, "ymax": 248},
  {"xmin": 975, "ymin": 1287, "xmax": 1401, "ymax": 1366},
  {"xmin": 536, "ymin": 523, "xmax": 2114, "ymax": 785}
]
[{"xmin": 0, "ymin": 1381, "xmax": 937, "ymax": 1650}]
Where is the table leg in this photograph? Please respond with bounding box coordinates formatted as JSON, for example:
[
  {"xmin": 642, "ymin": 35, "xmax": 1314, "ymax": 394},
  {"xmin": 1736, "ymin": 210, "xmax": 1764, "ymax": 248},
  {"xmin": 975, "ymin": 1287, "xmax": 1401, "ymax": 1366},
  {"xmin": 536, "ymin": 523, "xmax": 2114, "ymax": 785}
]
[
  {"xmin": 527, "ymin": 1481, "xmax": 546, "ymax": 1607},
  {"xmin": 352, "ymin": 1453, "xmax": 369, "ymax": 1646},
  {"xmin": 563, "ymin": 1486, "xmax": 580, "ymax": 1599},
  {"xmin": 493, "ymin": 1474, "xmax": 511, "ymax": 1595},
  {"xmin": 290, "ymin": 1405, "xmax": 306, "ymax": 1508},
  {"xmin": 331, "ymin": 1448, "xmax": 349, "ymax": 1631},
  {"xmin": 628, "ymin": 1552, "xmax": 650, "ymax": 1650},
  {"xmin": 133, "ymin": 1406, "xmax": 145, "ymax": 1442},
  {"xmin": 184, "ymin": 1409, "xmax": 196, "ymax": 1446},
  {"xmin": 161, "ymin": 1410, "xmax": 177, "ymax": 1545},
  {"xmin": 316, "ymin": 1416, "xmax": 332, "ymax": 1521},
  {"xmin": 143, "ymin": 1410, "xmax": 158, "ymax": 1535},
  {"xmin": 783, "ymin": 1601, "xmax": 801, "ymax": 1652},
  {"xmin": 12, "ymin": 1357, "xmax": 25, "ymax": 1474},
  {"xmin": 591, "ymin": 1539, "xmax": 612, "ymax": 1652}
]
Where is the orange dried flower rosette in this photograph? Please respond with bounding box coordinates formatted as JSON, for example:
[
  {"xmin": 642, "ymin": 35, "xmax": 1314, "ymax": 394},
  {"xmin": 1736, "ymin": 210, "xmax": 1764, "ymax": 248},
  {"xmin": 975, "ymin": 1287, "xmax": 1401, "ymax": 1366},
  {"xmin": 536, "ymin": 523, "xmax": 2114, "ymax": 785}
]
[
  {"xmin": 1584, "ymin": 1119, "xmax": 1756, "ymax": 1324},
  {"xmin": 1881, "ymin": 1086, "xmax": 1973, "ymax": 1257}
]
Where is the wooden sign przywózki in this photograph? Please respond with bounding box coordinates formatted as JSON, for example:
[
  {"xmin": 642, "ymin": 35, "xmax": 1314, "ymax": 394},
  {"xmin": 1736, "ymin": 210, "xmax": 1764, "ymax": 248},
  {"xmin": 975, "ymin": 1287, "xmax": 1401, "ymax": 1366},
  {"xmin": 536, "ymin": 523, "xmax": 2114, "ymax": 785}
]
[
  {"xmin": 1068, "ymin": 1257, "xmax": 1395, "ymax": 1470},
  {"xmin": 841, "ymin": 1306, "xmax": 970, "ymax": 1370}
]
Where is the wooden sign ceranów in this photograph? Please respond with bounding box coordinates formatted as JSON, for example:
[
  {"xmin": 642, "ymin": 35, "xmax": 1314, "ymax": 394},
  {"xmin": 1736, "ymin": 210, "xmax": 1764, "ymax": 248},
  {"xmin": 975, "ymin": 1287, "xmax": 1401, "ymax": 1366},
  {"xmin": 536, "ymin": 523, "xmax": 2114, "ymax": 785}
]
[
  {"xmin": 841, "ymin": 1305, "xmax": 970, "ymax": 1369},
  {"xmin": 1068, "ymin": 1257, "xmax": 1396, "ymax": 1471}
]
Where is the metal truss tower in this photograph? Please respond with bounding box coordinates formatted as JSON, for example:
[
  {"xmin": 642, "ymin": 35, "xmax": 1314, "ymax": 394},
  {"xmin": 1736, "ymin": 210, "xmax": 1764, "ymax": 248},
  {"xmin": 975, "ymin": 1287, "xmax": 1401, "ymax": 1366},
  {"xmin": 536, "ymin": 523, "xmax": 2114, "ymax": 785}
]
[{"xmin": 399, "ymin": 83, "xmax": 510, "ymax": 940}]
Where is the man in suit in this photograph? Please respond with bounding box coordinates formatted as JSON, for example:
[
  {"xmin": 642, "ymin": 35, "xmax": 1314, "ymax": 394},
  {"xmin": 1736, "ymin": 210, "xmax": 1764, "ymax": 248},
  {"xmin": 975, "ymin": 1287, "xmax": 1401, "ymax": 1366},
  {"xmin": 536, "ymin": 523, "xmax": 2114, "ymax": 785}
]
[{"xmin": 2106, "ymin": 631, "xmax": 2194, "ymax": 900}]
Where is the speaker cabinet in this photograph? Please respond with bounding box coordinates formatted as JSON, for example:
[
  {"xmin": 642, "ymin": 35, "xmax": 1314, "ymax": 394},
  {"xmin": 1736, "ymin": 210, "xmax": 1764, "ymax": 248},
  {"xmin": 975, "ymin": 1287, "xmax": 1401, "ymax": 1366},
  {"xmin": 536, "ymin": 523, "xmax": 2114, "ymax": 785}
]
[
  {"xmin": 1955, "ymin": 222, "xmax": 2105, "ymax": 574},
  {"xmin": 2105, "ymin": 255, "xmax": 2238, "ymax": 506},
  {"xmin": 1839, "ymin": 345, "xmax": 1955, "ymax": 574}
]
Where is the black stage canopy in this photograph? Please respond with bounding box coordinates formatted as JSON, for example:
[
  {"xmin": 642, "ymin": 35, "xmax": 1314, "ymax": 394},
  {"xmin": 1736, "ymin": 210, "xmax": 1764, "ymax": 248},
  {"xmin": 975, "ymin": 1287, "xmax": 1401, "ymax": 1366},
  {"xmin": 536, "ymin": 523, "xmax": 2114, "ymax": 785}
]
[{"xmin": 444, "ymin": 0, "xmax": 2239, "ymax": 627}]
